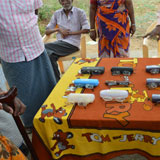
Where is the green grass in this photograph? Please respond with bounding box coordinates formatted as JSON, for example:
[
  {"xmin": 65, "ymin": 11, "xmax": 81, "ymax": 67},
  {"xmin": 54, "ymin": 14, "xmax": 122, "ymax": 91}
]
[
  {"xmin": 133, "ymin": 0, "xmax": 159, "ymax": 37},
  {"xmin": 39, "ymin": 0, "xmax": 160, "ymax": 37}
]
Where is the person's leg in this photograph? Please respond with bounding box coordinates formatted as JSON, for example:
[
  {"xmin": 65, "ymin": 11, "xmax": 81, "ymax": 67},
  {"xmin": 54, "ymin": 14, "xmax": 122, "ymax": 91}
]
[
  {"xmin": 19, "ymin": 142, "xmax": 29, "ymax": 156},
  {"xmin": 49, "ymin": 54, "xmax": 61, "ymax": 82},
  {"xmin": 1, "ymin": 50, "xmax": 57, "ymax": 127},
  {"xmin": 45, "ymin": 41, "xmax": 79, "ymax": 82}
]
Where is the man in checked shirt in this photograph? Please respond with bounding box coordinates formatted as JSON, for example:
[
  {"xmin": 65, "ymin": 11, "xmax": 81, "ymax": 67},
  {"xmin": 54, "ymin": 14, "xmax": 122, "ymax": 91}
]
[
  {"xmin": 45, "ymin": 0, "xmax": 90, "ymax": 82},
  {"xmin": 0, "ymin": 0, "xmax": 57, "ymax": 133}
]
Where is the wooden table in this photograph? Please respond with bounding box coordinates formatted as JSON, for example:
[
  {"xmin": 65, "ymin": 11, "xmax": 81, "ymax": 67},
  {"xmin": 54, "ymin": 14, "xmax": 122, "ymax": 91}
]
[{"xmin": 33, "ymin": 58, "xmax": 160, "ymax": 160}]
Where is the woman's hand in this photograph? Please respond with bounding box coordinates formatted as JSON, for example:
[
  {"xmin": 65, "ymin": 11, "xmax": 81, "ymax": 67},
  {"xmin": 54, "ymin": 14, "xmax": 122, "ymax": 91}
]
[
  {"xmin": 130, "ymin": 24, "xmax": 136, "ymax": 36},
  {"xmin": 89, "ymin": 30, "xmax": 97, "ymax": 41}
]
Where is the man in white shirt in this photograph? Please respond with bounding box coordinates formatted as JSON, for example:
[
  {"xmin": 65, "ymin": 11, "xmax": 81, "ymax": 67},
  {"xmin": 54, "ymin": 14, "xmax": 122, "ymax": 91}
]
[{"xmin": 45, "ymin": 0, "xmax": 90, "ymax": 82}]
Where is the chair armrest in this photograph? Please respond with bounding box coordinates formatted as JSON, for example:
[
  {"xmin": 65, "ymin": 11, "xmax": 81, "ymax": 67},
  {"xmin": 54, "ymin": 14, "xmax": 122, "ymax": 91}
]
[
  {"xmin": 42, "ymin": 34, "xmax": 52, "ymax": 44},
  {"xmin": 158, "ymin": 40, "xmax": 160, "ymax": 57},
  {"xmin": 142, "ymin": 37, "xmax": 149, "ymax": 58},
  {"xmin": 42, "ymin": 33, "xmax": 55, "ymax": 44},
  {"xmin": 80, "ymin": 35, "xmax": 86, "ymax": 58},
  {"xmin": 146, "ymin": 21, "xmax": 157, "ymax": 33}
]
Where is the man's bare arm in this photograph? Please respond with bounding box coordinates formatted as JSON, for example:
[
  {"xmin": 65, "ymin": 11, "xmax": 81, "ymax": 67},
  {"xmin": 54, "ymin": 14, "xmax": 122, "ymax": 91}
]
[
  {"xmin": 45, "ymin": 28, "xmax": 60, "ymax": 35},
  {"xmin": 69, "ymin": 29, "xmax": 90, "ymax": 35}
]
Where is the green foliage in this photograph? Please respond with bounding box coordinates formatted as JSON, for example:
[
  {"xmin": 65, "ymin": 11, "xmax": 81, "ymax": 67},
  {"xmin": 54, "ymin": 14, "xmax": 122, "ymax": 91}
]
[
  {"xmin": 38, "ymin": 21, "xmax": 46, "ymax": 36},
  {"xmin": 38, "ymin": 4, "xmax": 53, "ymax": 21},
  {"xmin": 73, "ymin": 0, "xmax": 89, "ymax": 16},
  {"xmin": 133, "ymin": 0, "xmax": 159, "ymax": 36},
  {"xmin": 38, "ymin": 0, "xmax": 61, "ymax": 35},
  {"xmin": 38, "ymin": 2, "xmax": 61, "ymax": 21}
]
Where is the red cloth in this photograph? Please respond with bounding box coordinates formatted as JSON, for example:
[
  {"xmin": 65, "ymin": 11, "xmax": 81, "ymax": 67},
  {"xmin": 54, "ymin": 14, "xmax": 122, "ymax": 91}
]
[
  {"xmin": 69, "ymin": 58, "xmax": 160, "ymax": 131},
  {"xmin": 90, "ymin": 0, "xmax": 97, "ymax": 4}
]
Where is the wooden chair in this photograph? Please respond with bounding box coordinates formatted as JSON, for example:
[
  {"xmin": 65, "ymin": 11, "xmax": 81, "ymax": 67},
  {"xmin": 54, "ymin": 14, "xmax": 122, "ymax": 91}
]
[
  {"xmin": 143, "ymin": 21, "xmax": 160, "ymax": 58},
  {"xmin": 43, "ymin": 34, "xmax": 86, "ymax": 73}
]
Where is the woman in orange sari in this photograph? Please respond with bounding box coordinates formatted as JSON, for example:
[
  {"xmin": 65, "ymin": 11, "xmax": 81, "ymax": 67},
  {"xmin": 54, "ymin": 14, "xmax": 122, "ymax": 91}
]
[{"xmin": 90, "ymin": 0, "xmax": 136, "ymax": 57}]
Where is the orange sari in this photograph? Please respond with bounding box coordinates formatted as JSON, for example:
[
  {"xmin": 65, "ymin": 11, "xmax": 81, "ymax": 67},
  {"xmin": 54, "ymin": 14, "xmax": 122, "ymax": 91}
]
[
  {"xmin": 0, "ymin": 133, "xmax": 27, "ymax": 160},
  {"xmin": 96, "ymin": 0, "xmax": 130, "ymax": 57}
]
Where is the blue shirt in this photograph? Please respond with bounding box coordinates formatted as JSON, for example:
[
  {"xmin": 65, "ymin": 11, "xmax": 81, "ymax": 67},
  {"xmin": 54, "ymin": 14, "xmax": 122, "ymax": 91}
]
[{"xmin": 46, "ymin": 7, "xmax": 90, "ymax": 48}]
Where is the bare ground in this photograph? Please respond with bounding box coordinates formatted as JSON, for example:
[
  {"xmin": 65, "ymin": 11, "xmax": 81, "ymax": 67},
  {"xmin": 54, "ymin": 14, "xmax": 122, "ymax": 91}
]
[{"xmin": 86, "ymin": 35, "xmax": 158, "ymax": 58}]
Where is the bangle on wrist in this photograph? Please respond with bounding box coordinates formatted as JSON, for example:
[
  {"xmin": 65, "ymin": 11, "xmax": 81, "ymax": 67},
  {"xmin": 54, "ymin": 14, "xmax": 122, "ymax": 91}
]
[
  {"xmin": 90, "ymin": 29, "xmax": 96, "ymax": 32},
  {"xmin": 131, "ymin": 24, "xmax": 136, "ymax": 26}
]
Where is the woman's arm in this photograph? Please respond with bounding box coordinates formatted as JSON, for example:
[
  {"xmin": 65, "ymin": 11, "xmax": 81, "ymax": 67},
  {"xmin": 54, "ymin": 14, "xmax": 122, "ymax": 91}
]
[
  {"xmin": 89, "ymin": 1, "xmax": 97, "ymax": 41},
  {"xmin": 125, "ymin": 0, "xmax": 136, "ymax": 36}
]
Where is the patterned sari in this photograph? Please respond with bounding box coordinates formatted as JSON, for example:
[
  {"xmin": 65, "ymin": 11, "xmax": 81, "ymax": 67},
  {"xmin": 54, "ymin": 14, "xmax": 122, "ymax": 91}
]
[
  {"xmin": 0, "ymin": 133, "xmax": 27, "ymax": 160},
  {"xmin": 96, "ymin": 0, "xmax": 130, "ymax": 57}
]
